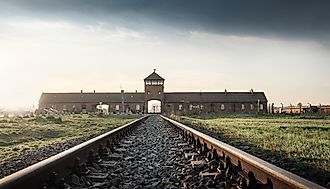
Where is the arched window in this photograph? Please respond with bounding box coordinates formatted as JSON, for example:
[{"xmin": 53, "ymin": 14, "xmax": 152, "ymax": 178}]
[{"xmin": 221, "ymin": 104, "xmax": 225, "ymax": 110}]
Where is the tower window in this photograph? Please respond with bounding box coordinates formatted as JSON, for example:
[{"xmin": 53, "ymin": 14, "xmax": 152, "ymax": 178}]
[
  {"xmin": 147, "ymin": 91, "xmax": 150, "ymax": 95},
  {"xmin": 146, "ymin": 80, "xmax": 151, "ymax": 85},
  {"xmin": 158, "ymin": 91, "xmax": 161, "ymax": 95},
  {"xmin": 151, "ymin": 80, "xmax": 157, "ymax": 85},
  {"xmin": 221, "ymin": 104, "xmax": 225, "ymax": 110}
]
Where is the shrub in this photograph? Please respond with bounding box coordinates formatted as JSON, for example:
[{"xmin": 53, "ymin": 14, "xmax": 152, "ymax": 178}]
[
  {"xmin": 34, "ymin": 116, "xmax": 47, "ymax": 123},
  {"xmin": 0, "ymin": 120, "xmax": 8, "ymax": 123},
  {"xmin": 54, "ymin": 117, "xmax": 63, "ymax": 124},
  {"xmin": 46, "ymin": 116, "xmax": 55, "ymax": 121}
]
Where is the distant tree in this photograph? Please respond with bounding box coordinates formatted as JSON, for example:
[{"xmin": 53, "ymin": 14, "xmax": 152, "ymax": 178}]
[{"xmin": 297, "ymin": 102, "xmax": 302, "ymax": 113}]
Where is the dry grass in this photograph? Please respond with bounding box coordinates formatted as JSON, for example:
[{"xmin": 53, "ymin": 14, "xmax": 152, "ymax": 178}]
[{"xmin": 0, "ymin": 114, "xmax": 139, "ymax": 164}]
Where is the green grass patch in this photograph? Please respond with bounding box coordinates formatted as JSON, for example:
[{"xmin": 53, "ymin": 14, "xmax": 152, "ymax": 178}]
[
  {"xmin": 173, "ymin": 114, "xmax": 330, "ymax": 186},
  {"xmin": 0, "ymin": 114, "xmax": 140, "ymax": 164}
]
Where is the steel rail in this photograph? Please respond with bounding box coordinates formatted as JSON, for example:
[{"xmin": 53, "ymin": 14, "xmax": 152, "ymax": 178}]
[
  {"xmin": 161, "ymin": 115, "xmax": 325, "ymax": 189},
  {"xmin": 0, "ymin": 115, "xmax": 149, "ymax": 189}
]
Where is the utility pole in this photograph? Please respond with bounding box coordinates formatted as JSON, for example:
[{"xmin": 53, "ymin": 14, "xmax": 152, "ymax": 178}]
[{"xmin": 120, "ymin": 84, "xmax": 124, "ymax": 113}]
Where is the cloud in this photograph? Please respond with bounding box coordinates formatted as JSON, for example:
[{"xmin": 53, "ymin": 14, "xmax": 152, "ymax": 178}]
[{"xmin": 0, "ymin": 0, "xmax": 330, "ymax": 43}]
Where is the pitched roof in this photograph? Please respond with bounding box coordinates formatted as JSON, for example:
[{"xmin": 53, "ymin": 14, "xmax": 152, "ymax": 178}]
[
  {"xmin": 164, "ymin": 92, "xmax": 267, "ymax": 103},
  {"xmin": 39, "ymin": 91, "xmax": 268, "ymax": 104},
  {"xmin": 39, "ymin": 92, "xmax": 145, "ymax": 104},
  {"xmin": 144, "ymin": 71, "xmax": 164, "ymax": 80}
]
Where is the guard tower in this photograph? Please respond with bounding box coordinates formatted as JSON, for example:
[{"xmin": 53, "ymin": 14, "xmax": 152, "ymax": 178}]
[{"xmin": 144, "ymin": 69, "xmax": 165, "ymax": 113}]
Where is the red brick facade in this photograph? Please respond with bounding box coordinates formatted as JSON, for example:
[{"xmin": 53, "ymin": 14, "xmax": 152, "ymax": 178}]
[{"xmin": 39, "ymin": 70, "xmax": 268, "ymax": 114}]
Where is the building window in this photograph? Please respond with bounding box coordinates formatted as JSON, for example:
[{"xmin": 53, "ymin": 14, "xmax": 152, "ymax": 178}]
[
  {"xmin": 82, "ymin": 104, "xmax": 87, "ymax": 109},
  {"xmin": 158, "ymin": 91, "xmax": 161, "ymax": 95},
  {"xmin": 241, "ymin": 104, "xmax": 245, "ymax": 110},
  {"xmin": 179, "ymin": 104, "xmax": 183, "ymax": 110},
  {"xmin": 250, "ymin": 104, "xmax": 254, "ymax": 110},
  {"xmin": 221, "ymin": 104, "xmax": 225, "ymax": 110},
  {"xmin": 136, "ymin": 105, "xmax": 140, "ymax": 110},
  {"xmin": 147, "ymin": 91, "xmax": 150, "ymax": 95},
  {"xmin": 189, "ymin": 104, "xmax": 193, "ymax": 110},
  {"xmin": 260, "ymin": 104, "xmax": 264, "ymax": 110},
  {"xmin": 116, "ymin": 105, "xmax": 120, "ymax": 111},
  {"xmin": 200, "ymin": 104, "xmax": 204, "ymax": 109}
]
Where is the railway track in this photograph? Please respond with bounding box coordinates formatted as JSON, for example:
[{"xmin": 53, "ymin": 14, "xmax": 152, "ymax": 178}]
[{"xmin": 0, "ymin": 115, "xmax": 326, "ymax": 189}]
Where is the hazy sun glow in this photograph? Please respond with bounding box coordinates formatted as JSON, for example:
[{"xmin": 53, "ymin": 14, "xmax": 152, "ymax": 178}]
[{"xmin": 0, "ymin": 1, "xmax": 330, "ymax": 111}]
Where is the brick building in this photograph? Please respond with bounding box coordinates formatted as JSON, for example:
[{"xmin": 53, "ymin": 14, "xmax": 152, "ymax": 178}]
[{"xmin": 39, "ymin": 70, "xmax": 268, "ymax": 114}]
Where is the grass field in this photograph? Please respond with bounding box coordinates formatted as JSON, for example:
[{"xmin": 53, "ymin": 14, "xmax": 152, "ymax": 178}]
[
  {"xmin": 174, "ymin": 114, "xmax": 330, "ymax": 186},
  {"xmin": 0, "ymin": 114, "xmax": 139, "ymax": 164}
]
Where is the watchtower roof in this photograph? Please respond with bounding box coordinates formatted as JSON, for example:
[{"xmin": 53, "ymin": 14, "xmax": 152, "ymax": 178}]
[{"xmin": 144, "ymin": 69, "xmax": 164, "ymax": 81}]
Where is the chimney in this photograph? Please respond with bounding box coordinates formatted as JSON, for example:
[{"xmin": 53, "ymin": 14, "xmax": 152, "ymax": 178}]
[
  {"xmin": 94, "ymin": 90, "xmax": 96, "ymax": 93},
  {"xmin": 135, "ymin": 90, "xmax": 138, "ymax": 93},
  {"xmin": 80, "ymin": 90, "xmax": 83, "ymax": 93},
  {"xmin": 121, "ymin": 90, "xmax": 124, "ymax": 94},
  {"xmin": 225, "ymin": 89, "xmax": 228, "ymax": 95},
  {"xmin": 250, "ymin": 89, "xmax": 254, "ymax": 95}
]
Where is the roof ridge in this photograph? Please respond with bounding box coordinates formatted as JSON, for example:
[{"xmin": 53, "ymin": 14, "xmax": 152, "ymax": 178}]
[{"xmin": 144, "ymin": 71, "xmax": 164, "ymax": 80}]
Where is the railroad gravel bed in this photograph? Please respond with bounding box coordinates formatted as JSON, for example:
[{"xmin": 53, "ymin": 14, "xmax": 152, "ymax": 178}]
[
  {"xmin": 0, "ymin": 134, "xmax": 105, "ymax": 179},
  {"xmin": 62, "ymin": 115, "xmax": 237, "ymax": 189}
]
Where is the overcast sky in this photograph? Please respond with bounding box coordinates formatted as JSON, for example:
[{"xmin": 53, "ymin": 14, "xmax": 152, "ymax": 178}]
[{"xmin": 0, "ymin": 0, "xmax": 329, "ymax": 110}]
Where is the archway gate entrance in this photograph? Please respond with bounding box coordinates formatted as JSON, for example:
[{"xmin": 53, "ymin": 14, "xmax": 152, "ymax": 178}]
[{"xmin": 147, "ymin": 100, "xmax": 161, "ymax": 114}]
